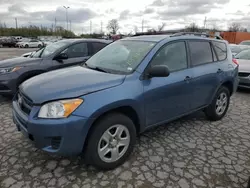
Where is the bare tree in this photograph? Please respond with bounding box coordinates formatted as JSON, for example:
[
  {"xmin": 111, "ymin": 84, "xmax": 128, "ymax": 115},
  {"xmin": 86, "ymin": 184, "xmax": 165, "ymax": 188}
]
[
  {"xmin": 228, "ymin": 22, "xmax": 241, "ymax": 32},
  {"xmin": 158, "ymin": 22, "xmax": 166, "ymax": 31},
  {"xmin": 240, "ymin": 27, "xmax": 248, "ymax": 32},
  {"xmin": 107, "ymin": 19, "xmax": 119, "ymax": 34},
  {"xmin": 185, "ymin": 23, "xmax": 201, "ymax": 32}
]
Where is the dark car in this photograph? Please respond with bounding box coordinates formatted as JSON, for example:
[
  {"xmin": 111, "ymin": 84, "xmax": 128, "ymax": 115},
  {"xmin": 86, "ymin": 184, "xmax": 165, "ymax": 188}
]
[
  {"xmin": 0, "ymin": 37, "xmax": 18, "ymax": 47},
  {"xmin": 0, "ymin": 39, "xmax": 111, "ymax": 95},
  {"xmin": 13, "ymin": 33, "xmax": 238, "ymax": 170}
]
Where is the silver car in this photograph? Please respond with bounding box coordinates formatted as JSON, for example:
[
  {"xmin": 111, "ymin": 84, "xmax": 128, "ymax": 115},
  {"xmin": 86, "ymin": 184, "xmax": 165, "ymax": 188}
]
[
  {"xmin": 229, "ymin": 44, "xmax": 250, "ymax": 57},
  {"xmin": 235, "ymin": 49, "xmax": 250, "ymax": 88}
]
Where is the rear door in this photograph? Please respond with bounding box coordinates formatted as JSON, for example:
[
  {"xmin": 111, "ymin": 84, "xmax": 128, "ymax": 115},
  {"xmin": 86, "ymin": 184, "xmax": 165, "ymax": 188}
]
[
  {"xmin": 187, "ymin": 40, "xmax": 221, "ymax": 109},
  {"xmin": 51, "ymin": 42, "xmax": 90, "ymax": 70}
]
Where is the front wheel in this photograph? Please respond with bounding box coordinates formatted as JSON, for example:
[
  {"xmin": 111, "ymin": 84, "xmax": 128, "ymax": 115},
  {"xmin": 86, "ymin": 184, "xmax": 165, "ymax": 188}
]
[
  {"xmin": 85, "ymin": 113, "xmax": 136, "ymax": 170},
  {"xmin": 25, "ymin": 44, "xmax": 28, "ymax": 48},
  {"xmin": 204, "ymin": 86, "xmax": 230, "ymax": 121}
]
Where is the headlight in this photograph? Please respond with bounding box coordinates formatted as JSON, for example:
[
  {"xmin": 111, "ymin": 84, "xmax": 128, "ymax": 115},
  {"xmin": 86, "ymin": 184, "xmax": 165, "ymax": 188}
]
[
  {"xmin": 0, "ymin": 67, "xmax": 22, "ymax": 74},
  {"xmin": 38, "ymin": 99, "xmax": 83, "ymax": 118}
]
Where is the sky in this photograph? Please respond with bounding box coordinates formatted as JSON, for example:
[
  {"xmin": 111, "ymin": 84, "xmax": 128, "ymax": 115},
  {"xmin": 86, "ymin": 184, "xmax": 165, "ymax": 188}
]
[{"xmin": 0, "ymin": 0, "xmax": 249, "ymax": 35}]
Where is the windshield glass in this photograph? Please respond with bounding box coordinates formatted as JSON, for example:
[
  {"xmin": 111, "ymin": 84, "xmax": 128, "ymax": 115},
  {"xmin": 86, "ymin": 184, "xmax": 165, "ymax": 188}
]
[
  {"xmin": 235, "ymin": 49, "xmax": 250, "ymax": 60},
  {"xmin": 230, "ymin": 45, "xmax": 250, "ymax": 54},
  {"xmin": 31, "ymin": 41, "xmax": 69, "ymax": 58},
  {"xmin": 85, "ymin": 40, "xmax": 155, "ymax": 74}
]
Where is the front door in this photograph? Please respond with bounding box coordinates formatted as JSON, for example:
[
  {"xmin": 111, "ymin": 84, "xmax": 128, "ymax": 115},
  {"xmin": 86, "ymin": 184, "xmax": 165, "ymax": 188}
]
[
  {"xmin": 51, "ymin": 42, "xmax": 90, "ymax": 70},
  {"xmin": 143, "ymin": 41, "xmax": 193, "ymax": 126}
]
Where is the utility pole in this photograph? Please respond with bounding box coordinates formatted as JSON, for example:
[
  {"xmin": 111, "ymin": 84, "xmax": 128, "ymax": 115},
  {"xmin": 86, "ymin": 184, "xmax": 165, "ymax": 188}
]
[
  {"xmin": 101, "ymin": 21, "xmax": 103, "ymax": 33},
  {"xmin": 63, "ymin": 6, "xmax": 70, "ymax": 30},
  {"xmin": 69, "ymin": 20, "xmax": 71, "ymax": 32},
  {"xmin": 15, "ymin": 18, "xmax": 18, "ymax": 29},
  {"xmin": 54, "ymin": 17, "xmax": 57, "ymax": 32},
  {"xmin": 204, "ymin": 16, "xmax": 207, "ymax": 29},
  {"xmin": 90, "ymin": 21, "xmax": 92, "ymax": 34},
  {"xmin": 141, "ymin": 19, "xmax": 144, "ymax": 32}
]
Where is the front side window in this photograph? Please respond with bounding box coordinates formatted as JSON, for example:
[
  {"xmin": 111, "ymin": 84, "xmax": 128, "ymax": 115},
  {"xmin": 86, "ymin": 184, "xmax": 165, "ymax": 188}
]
[
  {"xmin": 150, "ymin": 41, "xmax": 188, "ymax": 72},
  {"xmin": 65, "ymin": 43, "xmax": 88, "ymax": 58},
  {"xmin": 189, "ymin": 41, "xmax": 213, "ymax": 66},
  {"xmin": 85, "ymin": 40, "xmax": 155, "ymax": 74},
  {"xmin": 235, "ymin": 49, "xmax": 250, "ymax": 60}
]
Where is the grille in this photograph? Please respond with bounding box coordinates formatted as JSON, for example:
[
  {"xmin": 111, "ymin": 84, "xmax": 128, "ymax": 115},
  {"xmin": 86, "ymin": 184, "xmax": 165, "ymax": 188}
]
[
  {"xmin": 17, "ymin": 92, "xmax": 33, "ymax": 115},
  {"xmin": 238, "ymin": 72, "xmax": 250, "ymax": 77}
]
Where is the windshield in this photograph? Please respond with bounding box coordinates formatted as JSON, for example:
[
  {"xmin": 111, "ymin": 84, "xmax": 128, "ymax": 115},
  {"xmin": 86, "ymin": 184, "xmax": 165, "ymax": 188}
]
[
  {"xmin": 31, "ymin": 41, "xmax": 69, "ymax": 58},
  {"xmin": 85, "ymin": 40, "xmax": 155, "ymax": 74},
  {"xmin": 235, "ymin": 49, "xmax": 250, "ymax": 60},
  {"xmin": 230, "ymin": 45, "xmax": 250, "ymax": 54}
]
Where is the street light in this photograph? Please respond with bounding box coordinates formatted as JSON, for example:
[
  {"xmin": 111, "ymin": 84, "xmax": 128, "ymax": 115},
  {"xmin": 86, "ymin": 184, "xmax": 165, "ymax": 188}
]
[{"xmin": 63, "ymin": 6, "xmax": 70, "ymax": 31}]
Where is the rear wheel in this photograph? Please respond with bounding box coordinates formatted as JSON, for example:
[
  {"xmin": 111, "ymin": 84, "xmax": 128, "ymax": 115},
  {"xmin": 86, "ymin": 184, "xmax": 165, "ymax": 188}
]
[
  {"xmin": 85, "ymin": 113, "xmax": 136, "ymax": 170},
  {"xmin": 38, "ymin": 44, "xmax": 42, "ymax": 48},
  {"xmin": 204, "ymin": 86, "xmax": 230, "ymax": 121},
  {"xmin": 25, "ymin": 44, "xmax": 28, "ymax": 48}
]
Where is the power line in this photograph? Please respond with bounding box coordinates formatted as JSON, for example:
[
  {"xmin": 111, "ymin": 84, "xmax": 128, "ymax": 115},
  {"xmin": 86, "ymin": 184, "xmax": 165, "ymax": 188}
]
[
  {"xmin": 142, "ymin": 19, "xmax": 144, "ymax": 32},
  {"xmin": 90, "ymin": 21, "xmax": 92, "ymax": 34},
  {"xmin": 63, "ymin": 6, "xmax": 70, "ymax": 30},
  {"xmin": 101, "ymin": 21, "xmax": 103, "ymax": 33}
]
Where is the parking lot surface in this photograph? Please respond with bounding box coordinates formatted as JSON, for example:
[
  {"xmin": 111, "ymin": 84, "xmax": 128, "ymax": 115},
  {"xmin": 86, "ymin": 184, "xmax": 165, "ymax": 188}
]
[
  {"xmin": 0, "ymin": 48, "xmax": 38, "ymax": 60},
  {"xmin": 1, "ymin": 50, "xmax": 250, "ymax": 188}
]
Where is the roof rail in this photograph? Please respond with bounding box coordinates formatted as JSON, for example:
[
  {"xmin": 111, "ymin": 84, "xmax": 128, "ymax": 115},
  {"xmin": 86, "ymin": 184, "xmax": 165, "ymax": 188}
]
[{"xmin": 170, "ymin": 32, "xmax": 223, "ymax": 40}]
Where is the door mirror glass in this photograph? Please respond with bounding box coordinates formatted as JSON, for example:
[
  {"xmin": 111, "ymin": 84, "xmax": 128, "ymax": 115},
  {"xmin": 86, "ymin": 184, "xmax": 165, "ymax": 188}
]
[
  {"xmin": 148, "ymin": 65, "xmax": 170, "ymax": 78},
  {"xmin": 55, "ymin": 52, "xmax": 68, "ymax": 60}
]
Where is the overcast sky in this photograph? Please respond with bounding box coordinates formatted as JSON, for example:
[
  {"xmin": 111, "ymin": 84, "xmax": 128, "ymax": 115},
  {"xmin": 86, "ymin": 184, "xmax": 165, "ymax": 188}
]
[{"xmin": 0, "ymin": 0, "xmax": 249, "ymax": 35}]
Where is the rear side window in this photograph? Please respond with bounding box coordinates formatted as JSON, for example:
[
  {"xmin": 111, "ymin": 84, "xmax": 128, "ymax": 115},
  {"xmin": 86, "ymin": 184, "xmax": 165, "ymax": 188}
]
[
  {"xmin": 189, "ymin": 41, "xmax": 213, "ymax": 66},
  {"xmin": 212, "ymin": 41, "xmax": 227, "ymax": 61},
  {"xmin": 92, "ymin": 42, "xmax": 107, "ymax": 54}
]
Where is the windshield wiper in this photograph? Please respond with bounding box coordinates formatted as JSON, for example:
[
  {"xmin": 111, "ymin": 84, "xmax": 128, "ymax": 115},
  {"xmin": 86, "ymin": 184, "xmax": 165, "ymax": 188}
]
[{"xmin": 83, "ymin": 63, "xmax": 108, "ymax": 73}]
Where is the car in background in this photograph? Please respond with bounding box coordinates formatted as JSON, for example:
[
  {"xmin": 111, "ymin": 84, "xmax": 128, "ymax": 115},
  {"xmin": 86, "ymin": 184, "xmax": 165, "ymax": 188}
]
[
  {"xmin": 0, "ymin": 39, "xmax": 111, "ymax": 95},
  {"xmin": 12, "ymin": 34, "xmax": 238, "ymax": 170},
  {"xmin": 239, "ymin": 40, "xmax": 250, "ymax": 46},
  {"xmin": 229, "ymin": 44, "xmax": 250, "ymax": 57},
  {"xmin": 0, "ymin": 37, "xmax": 18, "ymax": 47},
  {"xmin": 235, "ymin": 49, "xmax": 250, "ymax": 89},
  {"xmin": 20, "ymin": 39, "xmax": 44, "ymax": 48}
]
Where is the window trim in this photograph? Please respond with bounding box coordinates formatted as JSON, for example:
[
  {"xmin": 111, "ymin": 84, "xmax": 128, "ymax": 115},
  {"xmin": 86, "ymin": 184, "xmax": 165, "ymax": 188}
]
[
  {"xmin": 211, "ymin": 41, "xmax": 227, "ymax": 62},
  {"xmin": 187, "ymin": 39, "xmax": 214, "ymax": 68},
  {"xmin": 143, "ymin": 40, "xmax": 190, "ymax": 76}
]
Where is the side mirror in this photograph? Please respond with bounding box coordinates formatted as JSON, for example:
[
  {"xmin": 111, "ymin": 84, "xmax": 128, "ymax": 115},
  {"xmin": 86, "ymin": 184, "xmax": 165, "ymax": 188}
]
[
  {"xmin": 55, "ymin": 52, "xmax": 68, "ymax": 61},
  {"xmin": 147, "ymin": 65, "xmax": 170, "ymax": 78}
]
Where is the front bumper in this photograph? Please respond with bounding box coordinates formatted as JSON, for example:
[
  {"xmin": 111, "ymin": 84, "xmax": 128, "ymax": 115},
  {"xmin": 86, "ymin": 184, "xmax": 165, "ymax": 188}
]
[
  {"xmin": 12, "ymin": 99, "xmax": 92, "ymax": 156},
  {"xmin": 238, "ymin": 76, "xmax": 250, "ymax": 89},
  {"xmin": 0, "ymin": 72, "xmax": 19, "ymax": 94}
]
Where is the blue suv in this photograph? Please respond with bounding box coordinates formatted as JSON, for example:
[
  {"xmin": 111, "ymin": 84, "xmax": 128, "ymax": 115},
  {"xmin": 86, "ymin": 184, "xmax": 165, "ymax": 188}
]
[{"xmin": 12, "ymin": 33, "xmax": 238, "ymax": 170}]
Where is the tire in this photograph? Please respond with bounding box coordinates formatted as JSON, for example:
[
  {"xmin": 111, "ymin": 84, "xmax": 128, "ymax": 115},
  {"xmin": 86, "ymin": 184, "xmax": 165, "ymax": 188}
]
[
  {"xmin": 38, "ymin": 44, "xmax": 42, "ymax": 48},
  {"xmin": 85, "ymin": 113, "xmax": 136, "ymax": 170},
  {"xmin": 25, "ymin": 44, "xmax": 28, "ymax": 48},
  {"xmin": 204, "ymin": 86, "xmax": 230, "ymax": 121}
]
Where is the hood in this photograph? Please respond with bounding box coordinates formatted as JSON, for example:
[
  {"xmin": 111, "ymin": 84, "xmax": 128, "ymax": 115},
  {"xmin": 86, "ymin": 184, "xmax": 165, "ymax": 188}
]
[
  {"xmin": 0, "ymin": 57, "xmax": 42, "ymax": 68},
  {"xmin": 20, "ymin": 66, "xmax": 126, "ymax": 104},
  {"xmin": 238, "ymin": 59, "xmax": 250, "ymax": 72}
]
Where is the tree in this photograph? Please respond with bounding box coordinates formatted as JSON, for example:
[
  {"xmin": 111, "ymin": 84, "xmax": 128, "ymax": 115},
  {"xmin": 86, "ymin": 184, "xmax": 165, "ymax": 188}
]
[
  {"xmin": 107, "ymin": 19, "xmax": 119, "ymax": 34},
  {"xmin": 158, "ymin": 22, "xmax": 166, "ymax": 31},
  {"xmin": 185, "ymin": 23, "xmax": 201, "ymax": 32},
  {"xmin": 228, "ymin": 22, "xmax": 241, "ymax": 32}
]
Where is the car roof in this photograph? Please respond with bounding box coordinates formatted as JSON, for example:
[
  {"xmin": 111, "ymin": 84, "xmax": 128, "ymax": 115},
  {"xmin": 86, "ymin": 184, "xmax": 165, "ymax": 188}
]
[
  {"xmin": 122, "ymin": 34, "xmax": 226, "ymax": 43},
  {"xmin": 59, "ymin": 38, "xmax": 112, "ymax": 44}
]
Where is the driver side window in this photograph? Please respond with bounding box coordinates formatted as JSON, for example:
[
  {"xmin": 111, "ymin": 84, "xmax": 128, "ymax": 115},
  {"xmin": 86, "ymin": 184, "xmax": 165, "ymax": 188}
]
[
  {"xmin": 150, "ymin": 41, "xmax": 188, "ymax": 72},
  {"xmin": 64, "ymin": 43, "xmax": 88, "ymax": 58}
]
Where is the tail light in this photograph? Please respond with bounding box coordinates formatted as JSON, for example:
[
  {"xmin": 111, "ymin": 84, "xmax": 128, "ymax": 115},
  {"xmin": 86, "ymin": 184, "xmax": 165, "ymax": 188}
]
[{"xmin": 232, "ymin": 58, "xmax": 238, "ymax": 65}]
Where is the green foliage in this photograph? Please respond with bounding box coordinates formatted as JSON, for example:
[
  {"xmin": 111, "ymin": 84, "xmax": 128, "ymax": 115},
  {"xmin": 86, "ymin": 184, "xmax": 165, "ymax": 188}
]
[
  {"xmin": 0, "ymin": 25, "xmax": 75, "ymax": 38},
  {"xmin": 80, "ymin": 33, "xmax": 104, "ymax": 38}
]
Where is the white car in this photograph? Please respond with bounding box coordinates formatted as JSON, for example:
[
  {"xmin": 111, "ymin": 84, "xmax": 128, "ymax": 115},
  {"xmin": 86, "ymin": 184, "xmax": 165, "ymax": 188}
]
[{"xmin": 21, "ymin": 39, "xmax": 44, "ymax": 48}]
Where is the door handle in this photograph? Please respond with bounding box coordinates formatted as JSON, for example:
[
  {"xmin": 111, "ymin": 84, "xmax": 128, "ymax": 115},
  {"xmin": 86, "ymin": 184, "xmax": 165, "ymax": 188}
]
[
  {"xmin": 184, "ymin": 76, "xmax": 192, "ymax": 81},
  {"xmin": 217, "ymin": 69, "xmax": 223, "ymax": 73}
]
